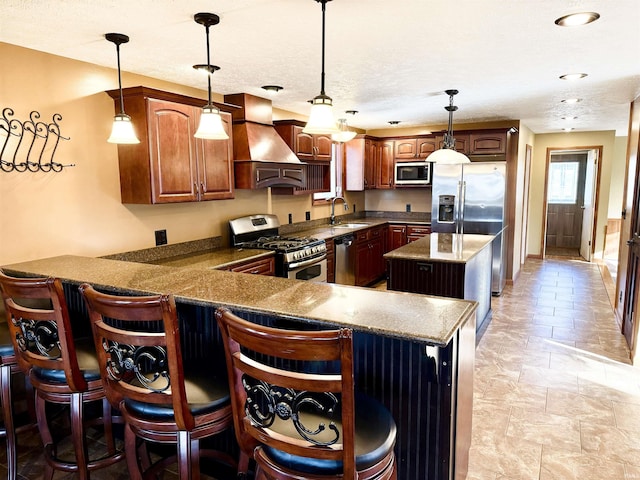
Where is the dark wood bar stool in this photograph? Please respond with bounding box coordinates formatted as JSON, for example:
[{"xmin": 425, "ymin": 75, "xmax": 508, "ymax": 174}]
[
  {"xmin": 215, "ymin": 307, "xmax": 398, "ymax": 480},
  {"xmin": 0, "ymin": 317, "xmax": 37, "ymax": 480},
  {"xmin": 0, "ymin": 271, "xmax": 125, "ymax": 480},
  {"xmin": 79, "ymin": 284, "xmax": 237, "ymax": 480}
]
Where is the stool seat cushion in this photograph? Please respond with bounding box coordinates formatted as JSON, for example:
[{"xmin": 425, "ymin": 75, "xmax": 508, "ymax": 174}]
[
  {"xmin": 31, "ymin": 338, "xmax": 101, "ymax": 383},
  {"xmin": 262, "ymin": 393, "xmax": 397, "ymax": 475},
  {"xmin": 0, "ymin": 322, "xmax": 15, "ymax": 357},
  {"xmin": 124, "ymin": 372, "xmax": 230, "ymax": 420}
]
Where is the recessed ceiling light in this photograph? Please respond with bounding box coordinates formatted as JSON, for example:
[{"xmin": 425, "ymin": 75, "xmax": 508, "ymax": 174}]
[
  {"xmin": 563, "ymin": 127, "xmax": 574, "ymax": 132},
  {"xmin": 261, "ymin": 85, "xmax": 283, "ymax": 93},
  {"xmin": 559, "ymin": 73, "xmax": 588, "ymax": 81},
  {"xmin": 388, "ymin": 121, "xmax": 401, "ymax": 125},
  {"xmin": 562, "ymin": 116, "xmax": 578, "ymax": 121},
  {"xmin": 561, "ymin": 98, "xmax": 582, "ymax": 104},
  {"xmin": 555, "ymin": 12, "xmax": 600, "ymax": 27}
]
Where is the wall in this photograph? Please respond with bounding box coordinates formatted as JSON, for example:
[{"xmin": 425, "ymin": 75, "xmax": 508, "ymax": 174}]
[
  {"xmin": 527, "ymin": 130, "xmax": 617, "ymax": 258},
  {"xmin": 512, "ymin": 123, "xmax": 536, "ymax": 278},
  {"xmin": 0, "ymin": 42, "xmax": 363, "ymax": 265},
  {"xmin": 365, "ymin": 189, "xmax": 431, "ymax": 213},
  {"xmin": 609, "ymin": 136, "xmax": 628, "ymax": 218}
]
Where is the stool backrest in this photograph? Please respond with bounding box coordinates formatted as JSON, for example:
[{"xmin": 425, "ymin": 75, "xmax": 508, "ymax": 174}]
[
  {"xmin": 79, "ymin": 284, "xmax": 194, "ymax": 430},
  {"xmin": 0, "ymin": 270, "xmax": 87, "ymax": 391},
  {"xmin": 215, "ymin": 307, "xmax": 356, "ymax": 478}
]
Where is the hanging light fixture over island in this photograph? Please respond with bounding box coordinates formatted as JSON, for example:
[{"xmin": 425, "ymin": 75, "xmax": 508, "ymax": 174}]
[{"xmin": 429, "ymin": 89, "xmax": 470, "ymax": 164}]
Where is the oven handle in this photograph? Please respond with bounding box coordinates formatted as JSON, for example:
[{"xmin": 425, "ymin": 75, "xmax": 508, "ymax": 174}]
[{"xmin": 287, "ymin": 254, "xmax": 327, "ymax": 270}]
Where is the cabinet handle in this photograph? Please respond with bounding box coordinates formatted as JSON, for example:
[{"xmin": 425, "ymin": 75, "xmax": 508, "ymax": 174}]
[
  {"xmin": 200, "ymin": 182, "xmax": 204, "ymax": 194},
  {"xmin": 417, "ymin": 262, "xmax": 433, "ymax": 273}
]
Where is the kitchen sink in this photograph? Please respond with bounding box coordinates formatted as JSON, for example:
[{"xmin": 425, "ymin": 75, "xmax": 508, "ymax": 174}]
[{"xmin": 333, "ymin": 223, "xmax": 370, "ymax": 229}]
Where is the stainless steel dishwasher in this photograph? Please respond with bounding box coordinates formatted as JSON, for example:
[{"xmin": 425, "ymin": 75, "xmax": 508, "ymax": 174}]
[{"xmin": 334, "ymin": 234, "xmax": 356, "ymax": 285}]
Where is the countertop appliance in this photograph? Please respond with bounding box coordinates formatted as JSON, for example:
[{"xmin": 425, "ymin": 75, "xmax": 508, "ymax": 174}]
[
  {"xmin": 394, "ymin": 161, "xmax": 431, "ymax": 186},
  {"xmin": 229, "ymin": 214, "xmax": 327, "ymax": 282},
  {"xmin": 431, "ymin": 161, "xmax": 507, "ymax": 295}
]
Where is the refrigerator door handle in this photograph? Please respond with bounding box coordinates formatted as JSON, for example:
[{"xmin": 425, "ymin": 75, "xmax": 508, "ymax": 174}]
[{"xmin": 457, "ymin": 180, "xmax": 466, "ymax": 234}]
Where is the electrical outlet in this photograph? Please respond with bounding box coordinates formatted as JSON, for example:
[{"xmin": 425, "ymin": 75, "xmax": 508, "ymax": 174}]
[
  {"xmin": 305, "ymin": 211, "xmax": 311, "ymax": 221},
  {"xmin": 353, "ymin": 204, "xmax": 356, "ymax": 212},
  {"xmin": 288, "ymin": 213, "xmax": 293, "ymax": 224},
  {"xmin": 155, "ymin": 229, "xmax": 167, "ymax": 246},
  {"xmin": 406, "ymin": 204, "xmax": 411, "ymax": 212}
]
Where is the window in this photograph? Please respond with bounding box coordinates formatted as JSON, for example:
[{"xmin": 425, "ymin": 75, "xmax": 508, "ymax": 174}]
[
  {"xmin": 548, "ymin": 161, "xmax": 579, "ymax": 204},
  {"xmin": 313, "ymin": 144, "xmax": 342, "ymax": 203}
]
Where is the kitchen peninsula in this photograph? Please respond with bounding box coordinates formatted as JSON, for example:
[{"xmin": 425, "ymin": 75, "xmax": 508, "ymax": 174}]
[
  {"xmin": 385, "ymin": 232, "xmax": 494, "ymax": 333},
  {"xmin": 3, "ymin": 254, "xmax": 476, "ymax": 480}
]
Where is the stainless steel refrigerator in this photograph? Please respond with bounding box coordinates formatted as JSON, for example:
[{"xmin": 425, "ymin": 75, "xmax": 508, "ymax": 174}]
[{"xmin": 431, "ymin": 161, "xmax": 507, "ymax": 295}]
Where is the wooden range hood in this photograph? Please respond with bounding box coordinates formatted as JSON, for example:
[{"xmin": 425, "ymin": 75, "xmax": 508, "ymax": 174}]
[{"xmin": 225, "ymin": 93, "xmax": 305, "ymax": 189}]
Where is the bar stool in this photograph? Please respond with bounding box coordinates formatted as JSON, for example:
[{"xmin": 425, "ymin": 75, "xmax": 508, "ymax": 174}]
[
  {"xmin": 215, "ymin": 307, "xmax": 398, "ymax": 480},
  {"xmin": 79, "ymin": 284, "xmax": 237, "ymax": 480},
  {"xmin": 0, "ymin": 317, "xmax": 37, "ymax": 480},
  {"xmin": 0, "ymin": 271, "xmax": 125, "ymax": 480}
]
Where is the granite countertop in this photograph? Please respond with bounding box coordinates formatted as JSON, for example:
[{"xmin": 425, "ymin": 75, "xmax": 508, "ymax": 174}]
[
  {"xmin": 384, "ymin": 233, "xmax": 494, "ymax": 263},
  {"xmin": 2, "ymin": 255, "xmax": 476, "ymax": 347},
  {"xmin": 154, "ymin": 248, "xmax": 274, "ymax": 270}
]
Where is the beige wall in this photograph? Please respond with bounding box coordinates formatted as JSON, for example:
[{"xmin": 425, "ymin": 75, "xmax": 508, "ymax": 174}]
[
  {"xmin": 526, "ymin": 130, "xmax": 617, "ymax": 258},
  {"xmin": 0, "ymin": 42, "xmax": 366, "ymax": 265},
  {"xmin": 609, "ymin": 136, "xmax": 628, "ymax": 218}
]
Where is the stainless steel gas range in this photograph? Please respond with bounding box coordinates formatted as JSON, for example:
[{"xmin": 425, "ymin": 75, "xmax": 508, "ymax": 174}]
[{"xmin": 229, "ymin": 214, "xmax": 327, "ymax": 282}]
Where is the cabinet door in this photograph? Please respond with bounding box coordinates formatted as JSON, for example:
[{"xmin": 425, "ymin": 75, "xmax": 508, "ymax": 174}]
[
  {"xmin": 148, "ymin": 99, "xmax": 198, "ymax": 203},
  {"xmin": 416, "ymin": 137, "xmax": 439, "ymax": 159},
  {"xmin": 437, "ymin": 134, "xmax": 470, "ymax": 153},
  {"xmin": 364, "ymin": 139, "xmax": 377, "ymax": 189},
  {"xmin": 370, "ymin": 234, "xmax": 384, "ymax": 279},
  {"xmin": 406, "ymin": 225, "xmax": 431, "ymax": 243},
  {"xmin": 355, "ymin": 241, "xmax": 373, "ymax": 287},
  {"xmin": 377, "ymin": 141, "xmax": 395, "ymax": 189},
  {"xmin": 469, "ymin": 132, "xmax": 506, "ymax": 154},
  {"xmin": 229, "ymin": 257, "xmax": 275, "ymax": 275},
  {"xmin": 197, "ymin": 111, "xmax": 234, "ymax": 201},
  {"xmin": 395, "ymin": 139, "xmax": 417, "ymax": 160},
  {"xmin": 314, "ymin": 134, "xmax": 333, "ymax": 162},
  {"xmin": 294, "ymin": 126, "xmax": 316, "ymax": 161},
  {"xmin": 387, "ymin": 225, "xmax": 407, "ymax": 251}
]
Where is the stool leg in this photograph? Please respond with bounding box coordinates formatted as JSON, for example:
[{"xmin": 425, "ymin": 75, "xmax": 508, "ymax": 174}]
[
  {"xmin": 125, "ymin": 422, "xmax": 143, "ymax": 480},
  {"xmin": 69, "ymin": 392, "xmax": 89, "ymax": 480},
  {"xmin": 176, "ymin": 430, "xmax": 198, "ymax": 480},
  {"xmin": 1, "ymin": 364, "xmax": 17, "ymax": 480},
  {"xmin": 35, "ymin": 392, "xmax": 55, "ymax": 480},
  {"xmin": 101, "ymin": 397, "xmax": 116, "ymax": 455}
]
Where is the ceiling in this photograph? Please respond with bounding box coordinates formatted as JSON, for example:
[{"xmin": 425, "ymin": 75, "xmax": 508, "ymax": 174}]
[{"xmin": 1, "ymin": 0, "xmax": 639, "ymax": 135}]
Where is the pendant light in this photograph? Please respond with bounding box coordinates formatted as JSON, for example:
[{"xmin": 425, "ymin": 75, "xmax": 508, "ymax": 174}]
[
  {"xmin": 193, "ymin": 12, "xmax": 228, "ymax": 140},
  {"xmin": 303, "ymin": 0, "xmax": 339, "ymax": 135},
  {"xmin": 331, "ymin": 111, "xmax": 357, "ymax": 143},
  {"xmin": 429, "ymin": 89, "xmax": 470, "ymax": 164},
  {"xmin": 105, "ymin": 33, "xmax": 140, "ymax": 144}
]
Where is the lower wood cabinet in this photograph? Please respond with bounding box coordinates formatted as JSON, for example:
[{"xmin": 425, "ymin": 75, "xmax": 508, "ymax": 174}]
[
  {"xmin": 355, "ymin": 226, "xmax": 386, "ymax": 286},
  {"xmin": 326, "ymin": 239, "xmax": 335, "ymax": 283},
  {"xmin": 217, "ymin": 256, "xmax": 275, "ymax": 276},
  {"xmin": 387, "ymin": 224, "xmax": 431, "ymax": 251}
]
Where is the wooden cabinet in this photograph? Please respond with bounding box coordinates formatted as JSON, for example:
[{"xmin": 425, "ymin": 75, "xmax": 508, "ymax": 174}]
[
  {"xmin": 218, "ymin": 256, "xmax": 275, "ymax": 276},
  {"xmin": 107, "ymin": 86, "xmax": 234, "ymax": 204},
  {"xmin": 407, "ymin": 224, "xmax": 431, "ymax": 243},
  {"xmin": 387, "ymin": 224, "xmax": 407, "ymax": 251},
  {"xmin": 355, "ymin": 226, "xmax": 386, "ymax": 286},
  {"xmin": 326, "ymin": 239, "xmax": 335, "ymax": 283},
  {"xmin": 437, "ymin": 134, "xmax": 470, "ymax": 154},
  {"xmin": 469, "ymin": 131, "xmax": 506, "ymax": 155},
  {"xmin": 234, "ymin": 162, "xmax": 305, "ymax": 189},
  {"xmin": 387, "ymin": 223, "xmax": 431, "ymax": 251},
  {"xmin": 274, "ymin": 121, "xmax": 332, "ymax": 163},
  {"xmin": 377, "ymin": 140, "xmax": 394, "ymax": 189},
  {"xmin": 394, "ymin": 136, "xmax": 439, "ymax": 161},
  {"xmin": 345, "ymin": 137, "xmax": 393, "ymax": 191}
]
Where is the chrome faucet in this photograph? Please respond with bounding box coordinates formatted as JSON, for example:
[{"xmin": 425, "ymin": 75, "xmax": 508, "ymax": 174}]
[{"xmin": 330, "ymin": 196, "xmax": 349, "ymax": 225}]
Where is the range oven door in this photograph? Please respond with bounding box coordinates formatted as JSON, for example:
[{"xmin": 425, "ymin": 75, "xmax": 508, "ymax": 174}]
[{"xmin": 286, "ymin": 256, "xmax": 327, "ymax": 282}]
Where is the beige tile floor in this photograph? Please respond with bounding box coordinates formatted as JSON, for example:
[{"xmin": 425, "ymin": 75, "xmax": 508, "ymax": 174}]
[
  {"xmin": 468, "ymin": 258, "xmax": 640, "ymax": 480},
  {"xmin": 2, "ymin": 257, "xmax": 639, "ymax": 479}
]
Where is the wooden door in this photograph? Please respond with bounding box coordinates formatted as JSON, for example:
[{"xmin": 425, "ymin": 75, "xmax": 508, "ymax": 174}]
[
  {"xmin": 197, "ymin": 111, "xmax": 234, "ymax": 201},
  {"xmin": 293, "ymin": 126, "xmax": 315, "ymax": 161},
  {"xmin": 545, "ymin": 154, "xmax": 587, "ymax": 251},
  {"xmin": 377, "ymin": 141, "xmax": 394, "ymax": 189},
  {"xmin": 148, "ymin": 99, "xmax": 198, "ymax": 203},
  {"xmin": 314, "ymin": 134, "xmax": 333, "ymax": 162},
  {"xmin": 416, "ymin": 137, "xmax": 438, "ymax": 159},
  {"xmin": 364, "ymin": 139, "xmax": 377, "ymax": 189},
  {"xmin": 579, "ymin": 149, "xmax": 598, "ymax": 260},
  {"xmin": 388, "ymin": 225, "xmax": 407, "ymax": 251},
  {"xmin": 395, "ymin": 139, "xmax": 417, "ymax": 160}
]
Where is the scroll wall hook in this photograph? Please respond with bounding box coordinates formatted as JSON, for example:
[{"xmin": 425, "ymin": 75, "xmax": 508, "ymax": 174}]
[{"xmin": 0, "ymin": 107, "xmax": 73, "ymax": 172}]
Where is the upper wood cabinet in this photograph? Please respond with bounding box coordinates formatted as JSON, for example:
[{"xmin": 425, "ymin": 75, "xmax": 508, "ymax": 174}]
[
  {"xmin": 377, "ymin": 140, "xmax": 394, "ymax": 189},
  {"xmin": 274, "ymin": 121, "xmax": 332, "ymax": 162},
  {"xmin": 394, "ymin": 139, "xmax": 418, "ymax": 160},
  {"xmin": 469, "ymin": 131, "xmax": 506, "ymax": 154},
  {"xmin": 437, "ymin": 134, "xmax": 470, "ymax": 154},
  {"xmin": 106, "ymin": 86, "xmax": 234, "ymax": 204},
  {"xmin": 346, "ymin": 137, "xmax": 393, "ymax": 190},
  {"xmin": 394, "ymin": 136, "xmax": 442, "ymax": 160}
]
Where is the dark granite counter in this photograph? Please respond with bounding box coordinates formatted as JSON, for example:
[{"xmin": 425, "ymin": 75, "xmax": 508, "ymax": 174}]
[{"xmin": 383, "ymin": 233, "xmax": 494, "ymax": 263}]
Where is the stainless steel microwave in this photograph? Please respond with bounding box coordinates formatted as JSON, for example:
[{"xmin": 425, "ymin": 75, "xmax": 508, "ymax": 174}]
[{"xmin": 394, "ymin": 161, "xmax": 431, "ymax": 186}]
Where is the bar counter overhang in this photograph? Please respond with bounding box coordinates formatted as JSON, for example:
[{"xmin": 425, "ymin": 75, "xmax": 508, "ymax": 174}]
[{"xmin": 2, "ymin": 255, "xmax": 477, "ymax": 480}]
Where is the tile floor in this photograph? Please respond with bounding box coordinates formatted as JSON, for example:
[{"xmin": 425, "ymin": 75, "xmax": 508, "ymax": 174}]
[
  {"xmin": 2, "ymin": 257, "xmax": 639, "ymax": 479},
  {"xmin": 467, "ymin": 258, "xmax": 640, "ymax": 480}
]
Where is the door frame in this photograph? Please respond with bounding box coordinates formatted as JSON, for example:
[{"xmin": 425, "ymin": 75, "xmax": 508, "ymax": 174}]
[
  {"xmin": 520, "ymin": 145, "xmax": 532, "ymax": 265},
  {"xmin": 540, "ymin": 145, "xmax": 603, "ymax": 260}
]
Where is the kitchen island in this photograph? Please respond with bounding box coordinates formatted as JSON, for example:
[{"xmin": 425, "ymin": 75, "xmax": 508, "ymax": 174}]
[
  {"xmin": 2, "ymin": 254, "xmax": 476, "ymax": 480},
  {"xmin": 385, "ymin": 232, "xmax": 494, "ymax": 335}
]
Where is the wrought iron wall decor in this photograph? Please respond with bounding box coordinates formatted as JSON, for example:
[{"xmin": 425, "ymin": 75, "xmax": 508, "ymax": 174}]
[{"xmin": 0, "ymin": 107, "xmax": 73, "ymax": 172}]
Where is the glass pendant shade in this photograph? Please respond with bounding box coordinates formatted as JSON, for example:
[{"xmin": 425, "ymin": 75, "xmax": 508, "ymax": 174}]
[
  {"xmin": 331, "ymin": 118, "xmax": 357, "ymax": 143},
  {"xmin": 430, "ymin": 148, "xmax": 470, "ymax": 164},
  {"xmin": 304, "ymin": 95, "xmax": 339, "ymax": 134},
  {"xmin": 107, "ymin": 113, "xmax": 139, "ymax": 144},
  {"xmin": 195, "ymin": 105, "xmax": 228, "ymax": 140}
]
